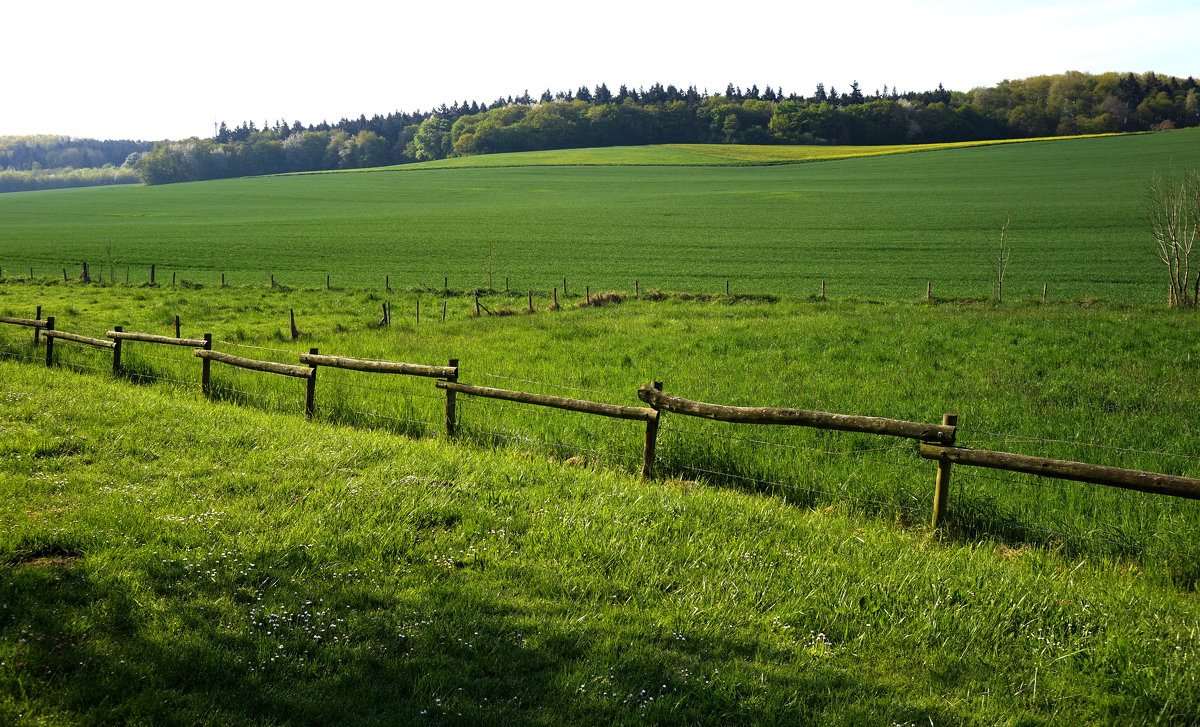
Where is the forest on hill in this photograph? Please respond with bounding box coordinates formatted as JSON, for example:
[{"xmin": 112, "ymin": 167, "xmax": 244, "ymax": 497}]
[
  {"xmin": 132, "ymin": 71, "xmax": 1198, "ymax": 185},
  {"xmin": 4, "ymin": 71, "xmax": 1196, "ymax": 190},
  {"xmin": 0, "ymin": 136, "xmax": 150, "ymax": 192}
]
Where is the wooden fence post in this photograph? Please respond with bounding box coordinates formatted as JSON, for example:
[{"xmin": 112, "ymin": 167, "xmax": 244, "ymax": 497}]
[
  {"xmin": 62, "ymin": 268, "xmax": 68, "ymax": 282},
  {"xmin": 326, "ymin": 275, "xmax": 330, "ymax": 290},
  {"xmin": 34, "ymin": 306, "xmax": 41, "ymax": 347},
  {"xmin": 927, "ymin": 281, "xmax": 932, "ymax": 301},
  {"xmin": 44, "ymin": 317, "xmax": 55, "ymax": 367},
  {"xmin": 635, "ymin": 280, "xmax": 639, "ymax": 299},
  {"xmin": 386, "ymin": 275, "xmax": 390, "ymax": 292},
  {"xmin": 586, "ymin": 285, "xmax": 590, "ymax": 304},
  {"xmin": 112, "ymin": 325, "xmax": 123, "ymax": 376},
  {"xmin": 475, "ymin": 294, "xmax": 480, "ymax": 317},
  {"xmin": 444, "ymin": 358, "xmax": 459, "ymax": 438},
  {"xmin": 1043, "ymin": 283, "xmax": 1048, "ymax": 304},
  {"xmin": 305, "ymin": 347, "xmax": 318, "ymax": 420},
  {"xmin": 221, "ymin": 273, "xmax": 226, "ymax": 287},
  {"xmin": 442, "ymin": 301, "xmax": 447, "ymax": 322},
  {"xmin": 931, "ymin": 413, "xmax": 958, "ymax": 530},
  {"xmin": 726, "ymin": 279, "xmax": 730, "ymax": 296},
  {"xmin": 172, "ymin": 272, "xmax": 176, "ymax": 286},
  {"xmin": 290, "ymin": 309, "xmax": 299, "ymax": 340},
  {"xmin": 174, "ymin": 315, "xmax": 181, "ymax": 338},
  {"xmin": 563, "ymin": 278, "xmax": 567, "ymax": 298},
  {"xmin": 201, "ymin": 334, "xmax": 213, "ymax": 397},
  {"xmin": 150, "ymin": 264, "xmax": 156, "ymax": 285},
  {"xmin": 821, "ymin": 280, "xmax": 826, "ymax": 300},
  {"xmin": 553, "ymin": 287, "xmax": 558, "ymax": 309},
  {"xmin": 528, "ymin": 290, "xmax": 533, "ymax": 313},
  {"xmin": 642, "ymin": 381, "xmax": 664, "ymax": 480}
]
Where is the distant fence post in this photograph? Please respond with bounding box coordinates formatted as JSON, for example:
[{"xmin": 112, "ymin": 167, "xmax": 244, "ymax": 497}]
[
  {"xmin": 150, "ymin": 264, "xmax": 156, "ymax": 285},
  {"xmin": 931, "ymin": 413, "xmax": 958, "ymax": 529},
  {"xmin": 174, "ymin": 315, "xmax": 181, "ymax": 338},
  {"xmin": 305, "ymin": 347, "xmax": 318, "ymax": 420},
  {"xmin": 34, "ymin": 306, "xmax": 42, "ymax": 346},
  {"xmin": 444, "ymin": 358, "xmax": 459, "ymax": 438},
  {"xmin": 642, "ymin": 381, "xmax": 664, "ymax": 480},
  {"xmin": 112, "ymin": 325, "xmax": 123, "ymax": 376},
  {"xmin": 44, "ymin": 317, "xmax": 55, "ymax": 367},
  {"xmin": 201, "ymin": 334, "xmax": 213, "ymax": 397}
]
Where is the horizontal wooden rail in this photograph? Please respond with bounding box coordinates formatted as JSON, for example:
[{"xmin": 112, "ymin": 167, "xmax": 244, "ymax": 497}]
[
  {"xmin": 194, "ymin": 349, "xmax": 313, "ymax": 379},
  {"xmin": 638, "ymin": 384, "xmax": 955, "ymax": 443},
  {"xmin": 43, "ymin": 329, "xmax": 116, "ymax": 349},
  {"xmin": 299, "ymin": 353, "xmax": 457, "ymax": 379},
  {"xmin": 108, "ymin": 330, "xmax": 208, "ymax": 347},
  {"xmin": 437, "ymin": 380, "xmax": 658, "ymax": 422},
  {"xmin": 0, "ymin": 316, "xmax": 47, "ymax": 328},
  {"xmin": 920, "ymin": 444, "xmax": 1200, "ymax": 500}
]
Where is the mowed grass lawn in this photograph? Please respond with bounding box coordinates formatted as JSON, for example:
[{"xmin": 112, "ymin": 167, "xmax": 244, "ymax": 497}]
[{"xmin": 1, "ymin": 130, "xmax": 1198, "ymax": 303}]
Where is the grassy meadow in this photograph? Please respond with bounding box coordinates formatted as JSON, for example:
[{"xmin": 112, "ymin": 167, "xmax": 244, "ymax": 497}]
[
  {"xmin": 3, "ymin": 131, "xmax": 1200, "ymax": 724},
  {"xmin": 3, "ymin": 301, "xmax": 1200, "ymax": 725},
  {"xmin": 2, "ymin": 130, "xmax": 1199, "ymax": 304}
]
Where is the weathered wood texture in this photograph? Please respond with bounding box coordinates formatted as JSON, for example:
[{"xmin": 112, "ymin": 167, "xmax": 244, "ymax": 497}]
[
  {"xmin": 43, "ymin": 329, "xmax": 116, "ymax": 349},
  {"xmin": 438, "ymin": 381, "xmax": 658, "ymax": 422},
  {"xmin": 299, "ymin": 353, "xmax": 457, "ymax": 379},
  {"xmin": 638, "ymin": 384, "xmax": 955, "ymax": 443},
  {"xmin": 920, "ymin": 444, "xmax": 1200, "ymax": 500},
  {"xmin": 931, "ymin": 413, "xmax": 958, "ymax": 528},
  {"xmin": 0, "ymin": 316, "xmax": 47, "ymax": 328},
  {"xmin": 108, "ymin": 330, "xmax": 208, "ymax": 347},
  {"xmin": 194, "ymin": 349, "xmax": 313, "ymax": 379}
]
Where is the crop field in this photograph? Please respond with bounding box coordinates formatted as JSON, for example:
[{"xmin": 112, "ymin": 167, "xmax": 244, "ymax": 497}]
[{"xmin": 2, "ymin": 130, "xmax": 1199, "ymax": 304}]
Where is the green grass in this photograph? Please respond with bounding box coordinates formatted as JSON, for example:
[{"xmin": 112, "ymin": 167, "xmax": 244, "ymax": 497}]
[
  {"xmin": 4, "ymin": 347, "xmax": 1200, "ymax": 725},
  {"xmin": 2, "ymin": 130, "xmax": 1198, "ymax": 304},
  {"xmin": 3, "ymin": 280, "xmax": 1198, "ymax": 585}
]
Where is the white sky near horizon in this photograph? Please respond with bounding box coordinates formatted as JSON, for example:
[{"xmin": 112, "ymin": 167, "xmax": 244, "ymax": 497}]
[{"xmin": 2, "ymin": 0, "xmax": 1197, "ymax": 141}]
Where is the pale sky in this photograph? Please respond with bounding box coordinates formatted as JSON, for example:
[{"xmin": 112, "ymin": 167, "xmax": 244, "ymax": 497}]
[{"xmin": 3, "ymin": 0, "xmax": 1197, "ymax": 141}]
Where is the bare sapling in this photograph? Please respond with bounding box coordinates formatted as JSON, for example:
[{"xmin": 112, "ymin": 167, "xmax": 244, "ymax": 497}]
[
  {"xmin": 1147, "ymin": 165, "xmax": 1199, "ymax": 308},
  {"xmin": 988, "ymin": 216, "xmax": 1012, "ymax": 302}
]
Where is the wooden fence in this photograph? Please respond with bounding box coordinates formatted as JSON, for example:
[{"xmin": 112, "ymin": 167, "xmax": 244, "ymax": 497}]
[{"xmin": 4, "ymin": 309, "xmax": 1199, "ymax": 532}]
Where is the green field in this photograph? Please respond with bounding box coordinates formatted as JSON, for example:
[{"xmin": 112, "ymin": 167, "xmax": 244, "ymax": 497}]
[
  {"xmin": 3, "ymin": 283, "xmax": 1200, "ymax": 724},
  {"xmin": 2, "ymin": 130, "xmax": 1198, "ymax": 304},
  {"xmin": 4, "ymin": 133, "xmax": 1200, "ymax": 724}
]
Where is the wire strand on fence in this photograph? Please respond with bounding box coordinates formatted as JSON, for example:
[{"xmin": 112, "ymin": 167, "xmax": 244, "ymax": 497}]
[
  {"xmin": 477, "ymin": 371, "xmax": 630, "ymax": 402},
  {"xmin": 669, "ymin": 461, "xmax": 925, "ymax": 514},
  {"xmin": 320, "ymin": 376, "xmax": 446, "ymax": 402},
  {"xmin": 962, "ymin": 428, "xmax": 1200, "ymax": 461}
]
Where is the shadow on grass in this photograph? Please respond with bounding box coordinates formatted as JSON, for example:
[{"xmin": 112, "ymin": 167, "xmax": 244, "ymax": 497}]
[{"xmin": 0, "ymin": 547, "xmax": 965, "ymax": 726}]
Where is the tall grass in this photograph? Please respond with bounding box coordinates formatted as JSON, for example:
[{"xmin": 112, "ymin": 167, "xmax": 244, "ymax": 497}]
[
  {"xmin": 4, "ymin": 339, "xmax": 1200, "ymax": 725},
  {"xmin": 4, "ymin": 280, "xmax": 1198, "ymax": 588}
]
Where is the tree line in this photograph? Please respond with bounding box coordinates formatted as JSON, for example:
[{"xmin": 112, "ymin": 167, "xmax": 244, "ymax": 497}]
[
  {"xmin": 11, "ymin": 72, "xmax": 1198, "ymax": 188},
  {"xmin": 0, "ymin": 135, "xmax": 152, "ymax": 192}
]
